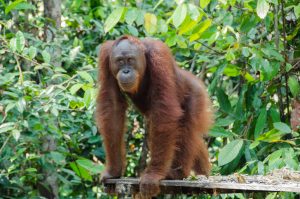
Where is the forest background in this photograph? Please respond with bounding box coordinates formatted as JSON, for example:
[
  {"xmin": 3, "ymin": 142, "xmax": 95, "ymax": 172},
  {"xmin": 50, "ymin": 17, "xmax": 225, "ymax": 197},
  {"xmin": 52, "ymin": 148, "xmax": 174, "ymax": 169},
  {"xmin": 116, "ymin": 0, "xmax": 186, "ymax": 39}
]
[{"xmin": 0, "ymin": 0, "xmax": 299, "ymax": 198}]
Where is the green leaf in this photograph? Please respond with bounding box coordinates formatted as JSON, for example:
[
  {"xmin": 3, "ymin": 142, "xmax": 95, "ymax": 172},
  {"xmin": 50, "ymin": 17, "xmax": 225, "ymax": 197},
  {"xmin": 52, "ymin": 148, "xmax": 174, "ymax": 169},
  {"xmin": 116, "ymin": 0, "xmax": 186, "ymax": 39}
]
[
  {"xmin": 249, "ymin": 140, "xmax": 260, "ymax": 149},
  {"xmin": 288, "ymin": 76, "xmax": 300, "ymax": 97},
  {"xmin": 69, "ymin": 46, "xmax": 80, "ymax": 62},
  {"xmin": 77, "ymin": 71, "xmax": 94, "ymax": 84},
  {"xmin": 178, "ymin": 17, "xmax": 199, "ymax": 35},
  {"xmin": 223, "ymin": 64, "xmax": 240, "ymax": 77},
  {"xmin": 262, "ymin": 47, "xmax": 284, "ymax": 62},
  {"xmin": 16, "ymin": 31, "xmax": 25, "ymax": 53},
  {"xmin": 209, "ymin": 126, "xmax": 233, "ymax": 137},
  {"xmin": 42, "ymin": 50, "xmax": 51, "ymax": 64},
  {"xmin": 172, "ymin": 4, "xmax": 187, "ymax": 28},
  {"xmin": 50, "ymin": 152, "xmax": 66, "ymax": 165},
  {"xmin": 294, "ymin": 4, "xmax": 300, "ymax": 19},
  {"xmin": 215, "ymin": 116, "xmax": 235, "ymax": 127},
  {"xmin": 25, "ymin": 168, "xmax": 37, "ymax": 172},
  {"xmin": 244, "ymin": 72, "xmax": 256, "ymax": 83},
  {"xmin": 153, "ymin": 0, "xmax": 164, "ymax": 10},
  {"xmin": 157, "ymin": 19, "xmax": 168, "ymax": 33},
  {"xmin": 200, "ymin": 0, "xmax": 210, "ymax": 8},
  {"xmin": 267, "ymin": 149, "xmax": 282, "ymax": 166},
  {"xmin": 5, "ymin": 103, "xmax": 16, "ymax": 114},
  {"xmin": 256, "ymin": 0, "xmax": 269, "ymax": 19},
  {"xmin": 257, "ymin": 161, "xmax": 264, "ymax": 175},
  {"xmin": 70, "ymin": 162, "xmax": 92, "ymax": 181},
  {"xmin": 257, "ymin": 129, "xmax": 285, "ymax": 142},
  {"xmin": 216, "ymin": 88, "xmax": 231, "ymax": 113},
  {"xmin": 269, "ymin": 107, "xmax": 280, "ymax": 123},
  {"xmin": 225, "ymin": 50, "xmax": 236, "ymax": 61},
  {"xmin": 273, "ymin": 122, "xmax": 291, "ymax": 134},
  {"xmin": 242, "ymin": 47, "xmax": 250, "ymax": 57},
  {"xmin": 188, "ymin": 4, "xmax": 200, "ymax": 20},
  {"xmin": 135, "ymin": 10, "xmax": 144, "ymax": 26},
  {"xmin": 84, "ymin": 88, "xmax": 92, "ymax": 107},
  {"xmin": 71, "ymin": 0, "xmax": 82, "ymax": 10},
  {"xmin": 125, "ymin": 8, "xmax": 138, "ymax": 25},
  {"xmin": 76, "ymin": 159, "xmax": 104, "ymax": 174},
  {"xmin": 12, "ymin": 129, "xmax": 20, "ymax": 141},
  {"xmin": 9, "ymin": 38, "xmax": 17, "ymax": 52},
  {"xmin": 254, "ymin": 108, "xmax": 267, "ymax": 139},
  {"xmin": 104, "ymin": 7, "xmax": 125, "ymax": 33},
  {"xmin": 14, "ymin": 2, "xmax": 35, "ymax": 11},
  {"xmin": 28, "ymin": 46, "xmax": 37, "ymax": 60},
  {"xmin": 218, "ymin": 139, "xmax": 244, "ymax": 166},
  {"xmin": 70, "ymin": 83, "xmax": 83, "ymax": 95},
  {"xmin": 144, "ymin": 13, "xmax": 157, "ymax": 34},
  {"xmin": 0, "ymin": 122, "xmax": 15, "ymax": 134},
  {"xmin": 189, "ymin": 19, "xmax": 212, "ymax": 41},
  {"xmin": 240, "ymin": 15, "xmax": 257, "ymax": 33},
  {"xmin": 5, "ymin": 0, "xmax": 24, "ymax": 14},
  {"xmin": 16, "ymin": 98, "xmax": 26, "ymax": 113}
]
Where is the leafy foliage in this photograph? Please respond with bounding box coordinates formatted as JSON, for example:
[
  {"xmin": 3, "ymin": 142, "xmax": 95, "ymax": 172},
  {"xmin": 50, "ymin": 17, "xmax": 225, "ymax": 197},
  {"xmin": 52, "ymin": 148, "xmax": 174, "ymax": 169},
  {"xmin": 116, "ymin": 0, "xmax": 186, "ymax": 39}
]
[{"xmin": 0, "ymin": 0, "xmax": 299, "ymax": 198}]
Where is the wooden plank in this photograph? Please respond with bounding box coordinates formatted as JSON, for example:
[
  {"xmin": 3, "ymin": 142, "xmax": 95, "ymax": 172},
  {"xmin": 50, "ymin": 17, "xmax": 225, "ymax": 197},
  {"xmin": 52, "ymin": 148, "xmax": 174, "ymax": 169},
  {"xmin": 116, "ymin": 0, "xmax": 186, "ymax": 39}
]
[{"xmin": 103, "ymin": 176, "xmax": 300, "ymax": 195}]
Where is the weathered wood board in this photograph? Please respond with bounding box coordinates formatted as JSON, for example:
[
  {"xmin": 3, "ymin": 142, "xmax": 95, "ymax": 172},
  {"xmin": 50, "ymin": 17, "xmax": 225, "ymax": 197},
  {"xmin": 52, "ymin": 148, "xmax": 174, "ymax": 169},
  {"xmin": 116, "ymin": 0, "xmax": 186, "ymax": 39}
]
[{"xmin": 103, "ymin": 175, "xmax": 300, "ymax": 195}]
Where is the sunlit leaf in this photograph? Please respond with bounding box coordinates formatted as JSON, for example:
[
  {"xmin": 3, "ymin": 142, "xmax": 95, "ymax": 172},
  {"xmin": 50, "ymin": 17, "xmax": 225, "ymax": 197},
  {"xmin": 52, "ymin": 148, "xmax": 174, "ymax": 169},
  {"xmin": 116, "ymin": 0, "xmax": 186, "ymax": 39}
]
[
  {"xmin": 189, "ymin": 19, "xmax": 211, "ymax": 41},
  {"xmin": 257, "ymin": 129, "xmax": 285, "ymax": 142},
  {"xmin": 188, "ymin": 3, "xmax": 200, "ymax": 20},
  {"xmin": 70, "ymin": 83, "xmax": 82, "ymax": 95},
  {"xmin": 12, "ymin": 130, "xmax": 20, "ymax": 141},
  {"xmin": 178, "ymin": 16, "xmax": 200, "ymax": 35},
  {"xmin": 144, "ymin": 13, "xmax": 157, "ymax": 34},
  {"xmin": 223, "ymin": 64, "xmax": 240, "ymax": 77},
  {"xmin": 172, "ymin": 4, "xmax": 187, "ymax": 28},
  {"xmin": 5, "ymin": 0, "xmax": 24, "ymax": 14},
  {"xmin": 257, "ymin": 0, "xmax": 269, "ymax": 19},
  {"xmin": 0, "ymin": 122, "xmax": 15, "ymax": 134},
  {"xmin": 200, "ymin": 0, "xmax": 210, "ymax": 8},
  {"xmin": 69, "ymin": 46, "xmax": 81, "ymax": 62},
  {"xmin": 104, "ymin": 7, "xmax": 125, "ymax": 33}
]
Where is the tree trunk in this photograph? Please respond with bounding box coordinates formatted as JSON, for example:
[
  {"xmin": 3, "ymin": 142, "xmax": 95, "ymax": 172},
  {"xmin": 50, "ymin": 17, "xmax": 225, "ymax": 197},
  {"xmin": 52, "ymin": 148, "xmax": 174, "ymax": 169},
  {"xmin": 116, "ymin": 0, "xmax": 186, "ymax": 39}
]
[
  {"xmin": 39, "ymin": 1, "xmax": 61, "ymax": 198},
  {"xmin": 44, "ymin": 0, "xmax": 62, "ymax": 68}
]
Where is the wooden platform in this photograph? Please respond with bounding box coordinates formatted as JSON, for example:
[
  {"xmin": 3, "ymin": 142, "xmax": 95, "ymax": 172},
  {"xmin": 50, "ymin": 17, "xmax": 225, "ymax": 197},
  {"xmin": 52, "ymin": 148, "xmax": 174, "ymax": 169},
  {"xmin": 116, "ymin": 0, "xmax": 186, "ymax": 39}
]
[{"xmin": 103, "ymin": 175, "xmax": 300, "ymax": 195}]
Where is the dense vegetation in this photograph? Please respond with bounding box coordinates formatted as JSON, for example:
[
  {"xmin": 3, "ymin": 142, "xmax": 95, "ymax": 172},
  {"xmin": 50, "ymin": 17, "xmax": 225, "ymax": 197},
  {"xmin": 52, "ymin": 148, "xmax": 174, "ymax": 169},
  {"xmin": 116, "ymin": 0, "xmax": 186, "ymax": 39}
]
[{"xmin": 0, "ymin": 0, "xmax": 299, "ymax": 198}]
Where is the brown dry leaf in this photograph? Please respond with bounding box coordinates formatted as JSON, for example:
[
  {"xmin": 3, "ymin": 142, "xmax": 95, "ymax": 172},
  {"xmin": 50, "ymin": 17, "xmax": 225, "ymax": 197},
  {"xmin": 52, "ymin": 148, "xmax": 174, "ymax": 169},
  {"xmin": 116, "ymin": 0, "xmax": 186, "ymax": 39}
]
[{"xmin": 234, "ymin": 173, "xmax": 247, "ymax": 183}]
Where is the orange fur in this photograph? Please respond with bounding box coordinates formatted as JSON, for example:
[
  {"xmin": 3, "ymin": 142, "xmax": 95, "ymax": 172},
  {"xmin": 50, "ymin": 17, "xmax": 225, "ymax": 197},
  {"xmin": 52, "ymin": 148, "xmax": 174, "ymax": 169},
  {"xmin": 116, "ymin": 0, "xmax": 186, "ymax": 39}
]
[{"xmin": 96, "ymin": 36, "xmax": 213, "ymax": 197}]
